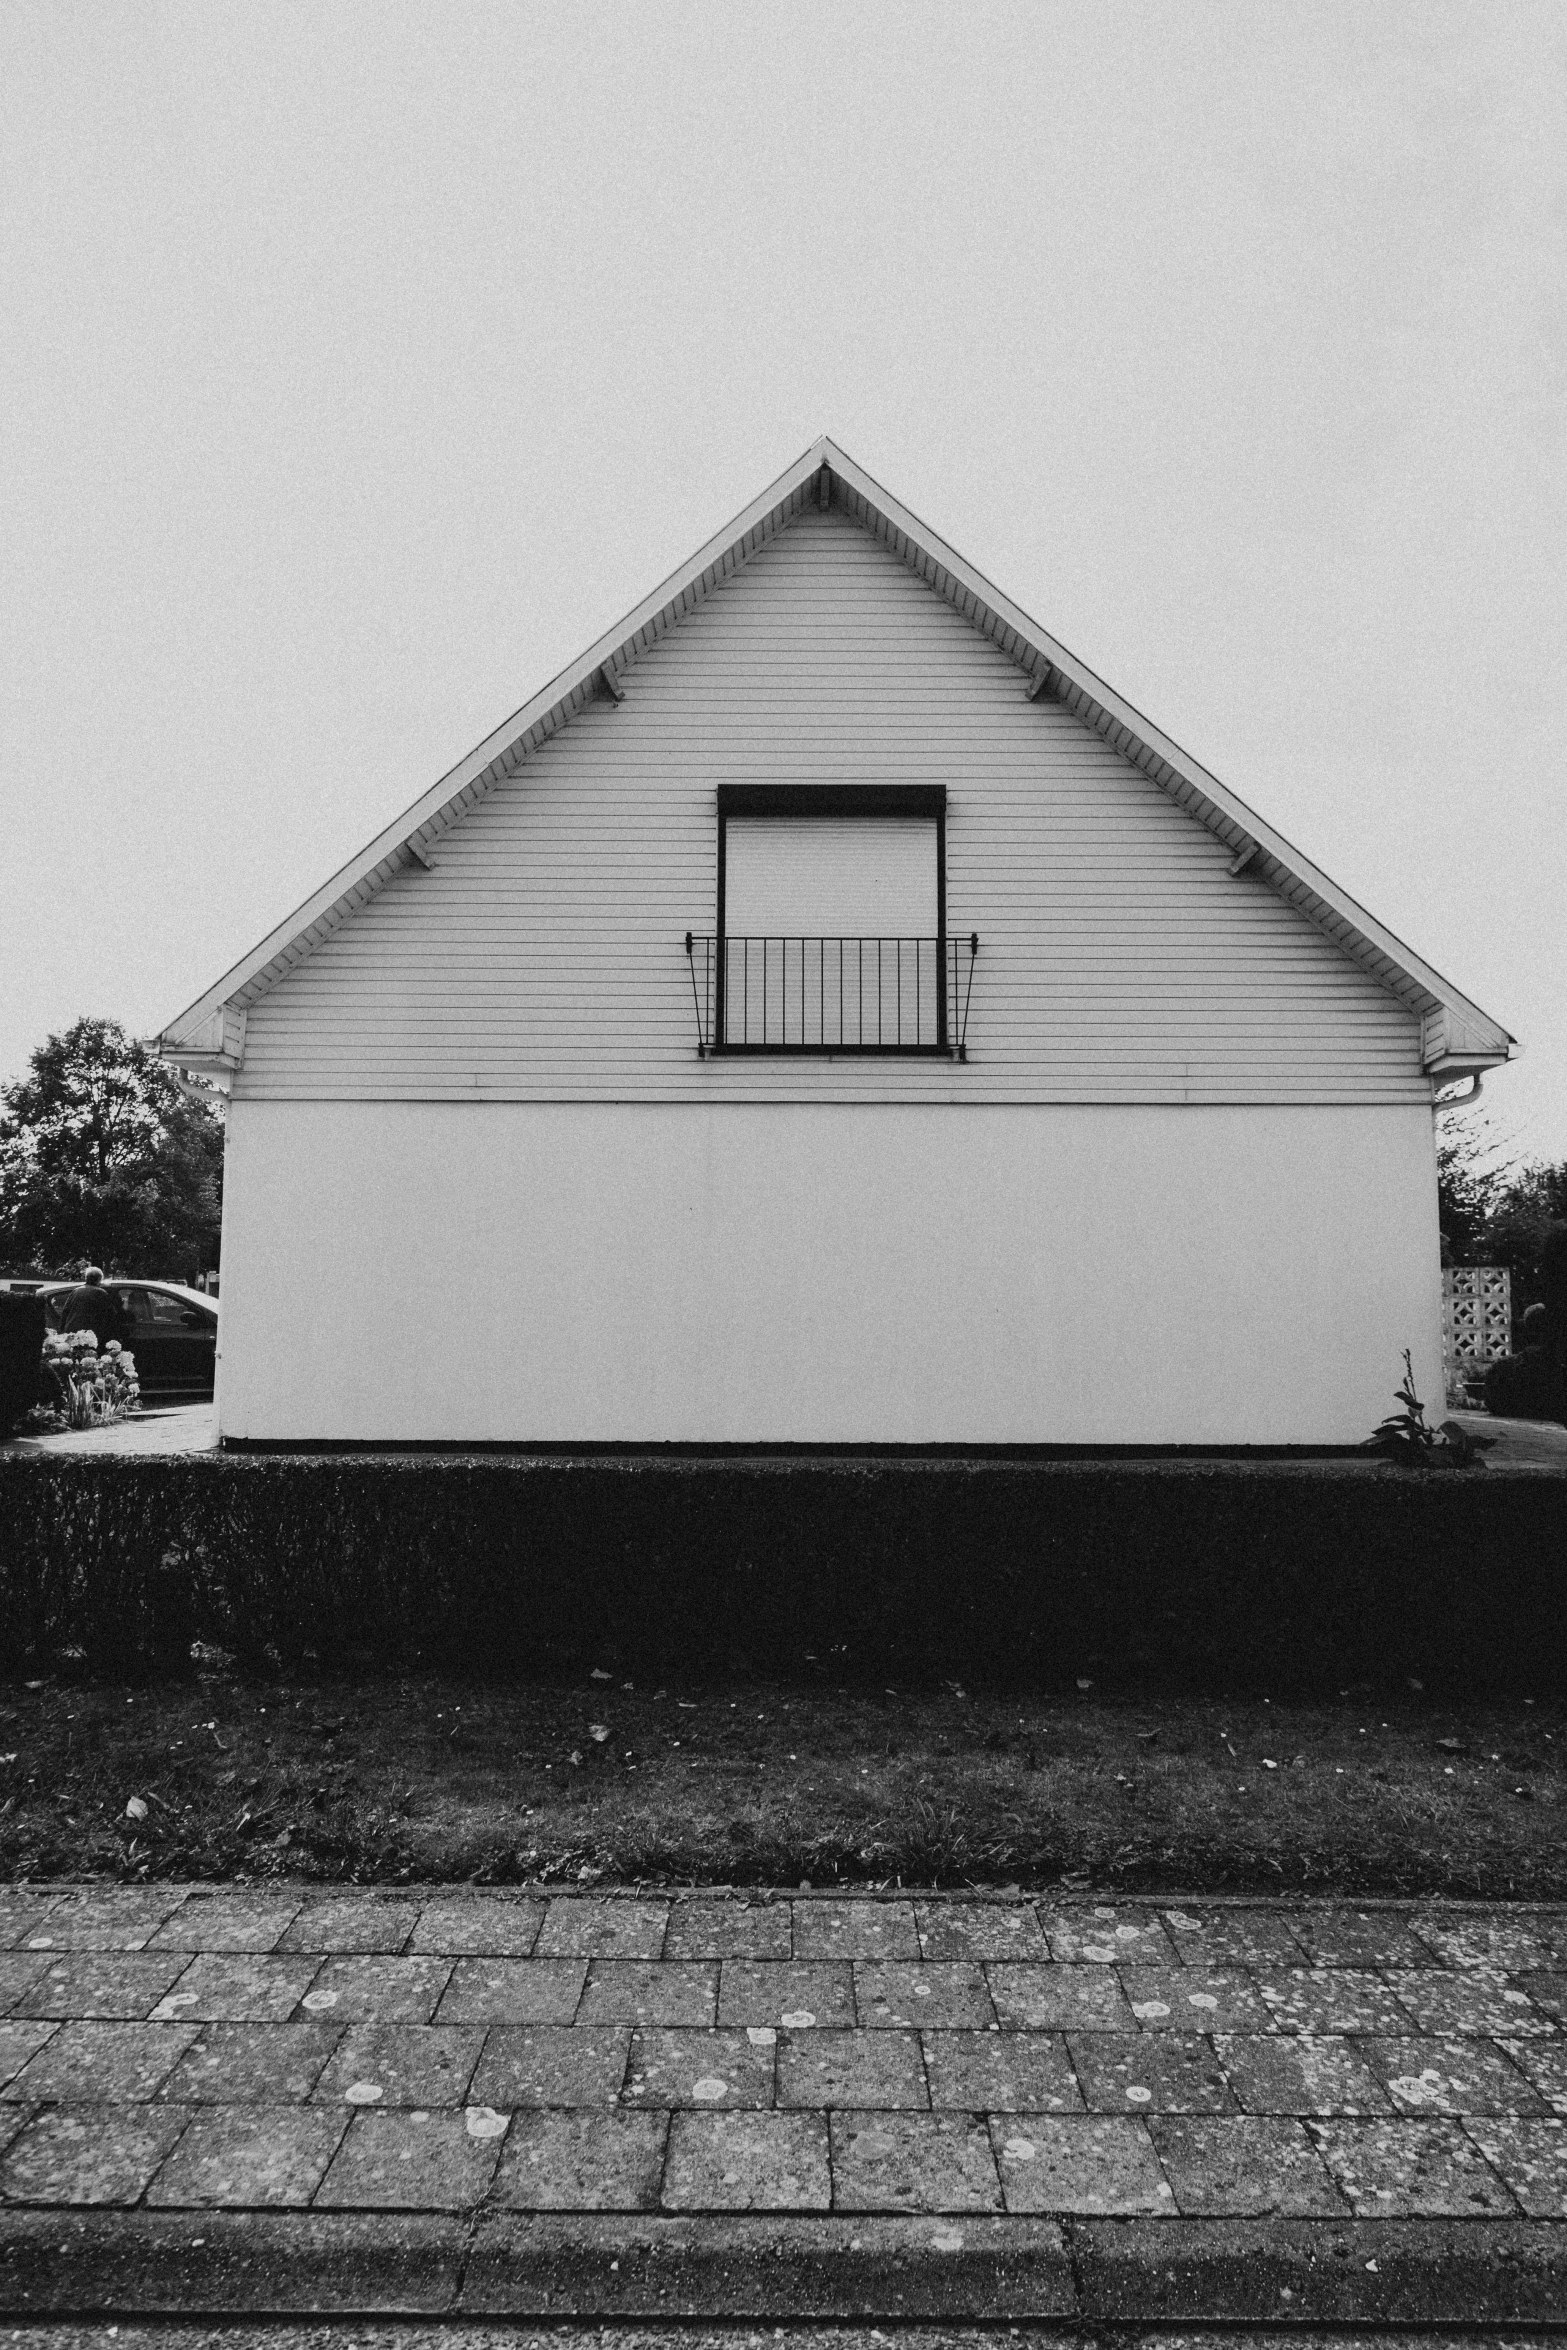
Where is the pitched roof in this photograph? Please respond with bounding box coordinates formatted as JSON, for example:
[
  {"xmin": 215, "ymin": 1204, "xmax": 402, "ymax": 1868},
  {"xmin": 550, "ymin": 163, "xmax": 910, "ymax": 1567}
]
[{"xmin": 157, "ymin": 435, "xmax": 1514, "ymax": 1081}]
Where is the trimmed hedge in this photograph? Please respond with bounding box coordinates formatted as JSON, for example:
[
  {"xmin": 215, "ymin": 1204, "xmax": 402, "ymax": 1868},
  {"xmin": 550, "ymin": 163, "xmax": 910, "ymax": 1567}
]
[{"xmin": 0, "ymin": 1452, "xmax": 1563, "ymax": 1692}]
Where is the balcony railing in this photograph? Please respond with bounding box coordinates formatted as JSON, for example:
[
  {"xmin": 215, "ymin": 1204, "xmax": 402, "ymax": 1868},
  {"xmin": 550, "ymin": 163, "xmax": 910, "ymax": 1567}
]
[{"xmin": 684, "ymin": 934, "xmax": 978, "ymax": 1057}]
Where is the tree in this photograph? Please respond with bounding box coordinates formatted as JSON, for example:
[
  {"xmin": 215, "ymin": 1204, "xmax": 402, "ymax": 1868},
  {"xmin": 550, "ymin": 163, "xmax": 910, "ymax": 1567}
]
[
  {"xmin": 1435, "ymin": 1097, "xmax": 1511, "ymax": 1266},
  {"xmin": 0, "ymin": 1017, "xmax": 224, "ymax": 1279},
  {"xmin": 1486, "ymin": 1165, "xmax": 1567, "ymax": 1316},
  {"xmin": 1436, "ymin": 1095, "xmax": 1567, "ymax": 1323}
]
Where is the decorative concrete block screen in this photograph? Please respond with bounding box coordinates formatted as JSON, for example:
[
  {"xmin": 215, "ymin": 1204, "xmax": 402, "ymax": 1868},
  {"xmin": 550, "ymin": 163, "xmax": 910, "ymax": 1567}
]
[{"xmin": 1443, "ymin": 1265, "xmax": 1511, "ymax": 1404}]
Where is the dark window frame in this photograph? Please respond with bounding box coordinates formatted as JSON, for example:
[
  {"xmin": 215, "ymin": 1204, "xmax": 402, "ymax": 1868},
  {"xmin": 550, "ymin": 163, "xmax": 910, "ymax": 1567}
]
[{"xmin": 714, "ymin": 786, "xmax": 947, "ymax": 1053}]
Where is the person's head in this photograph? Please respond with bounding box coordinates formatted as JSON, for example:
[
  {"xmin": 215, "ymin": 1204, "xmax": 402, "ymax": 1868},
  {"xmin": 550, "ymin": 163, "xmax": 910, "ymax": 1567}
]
[{"xmin": 82, "ymin": 1266, "xmax": 103, "ymax": 1286}]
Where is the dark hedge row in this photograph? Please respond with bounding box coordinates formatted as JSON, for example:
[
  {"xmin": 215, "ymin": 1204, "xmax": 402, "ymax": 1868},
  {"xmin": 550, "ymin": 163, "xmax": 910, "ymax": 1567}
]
[{"xmin": 0, "ymin": 1453, "xmax": 1562, "ymax": 1692}]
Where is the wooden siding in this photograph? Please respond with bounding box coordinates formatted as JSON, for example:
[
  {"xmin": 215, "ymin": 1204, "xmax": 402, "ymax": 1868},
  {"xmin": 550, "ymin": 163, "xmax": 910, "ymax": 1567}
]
[{"xmin": 235, "ymin": 507, "xmax": 1427, "ymax": 1105}]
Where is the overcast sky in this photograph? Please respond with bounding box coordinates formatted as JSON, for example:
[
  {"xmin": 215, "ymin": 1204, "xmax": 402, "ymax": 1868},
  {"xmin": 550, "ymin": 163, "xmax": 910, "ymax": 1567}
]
[{"xmin": 4, "ymin": 0, "xmax": 1563, "ymax": 1156}]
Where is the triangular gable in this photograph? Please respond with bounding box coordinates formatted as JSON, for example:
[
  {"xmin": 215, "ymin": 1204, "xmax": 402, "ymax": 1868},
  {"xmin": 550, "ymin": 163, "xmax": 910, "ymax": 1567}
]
[{"xmin": 156, "ymin": 436, "xmax": 1515, "ymax": 1081}]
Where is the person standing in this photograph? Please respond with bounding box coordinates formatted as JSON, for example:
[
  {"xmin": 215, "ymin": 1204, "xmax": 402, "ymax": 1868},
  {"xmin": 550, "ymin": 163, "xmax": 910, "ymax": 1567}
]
[{"xmin": 56, "ymin": 1266, "xmax": 126, "ymax": 1348}]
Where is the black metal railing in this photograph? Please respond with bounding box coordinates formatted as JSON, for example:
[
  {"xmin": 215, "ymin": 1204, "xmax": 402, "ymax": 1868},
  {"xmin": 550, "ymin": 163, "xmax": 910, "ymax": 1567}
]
[{"xmin": 684, "ymin": 934, "xmax": 979, "ymax": 1058}]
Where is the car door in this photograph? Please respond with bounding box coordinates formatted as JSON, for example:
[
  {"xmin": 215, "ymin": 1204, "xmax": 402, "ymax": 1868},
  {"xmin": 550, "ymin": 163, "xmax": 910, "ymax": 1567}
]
[
  {"xmin": 139, "ymin": 1290, "xmax": 217, "ymax": 1397},
  {"xmin": 111, "ymin": 1287, "xmax": 166, "ymax": 1391}
]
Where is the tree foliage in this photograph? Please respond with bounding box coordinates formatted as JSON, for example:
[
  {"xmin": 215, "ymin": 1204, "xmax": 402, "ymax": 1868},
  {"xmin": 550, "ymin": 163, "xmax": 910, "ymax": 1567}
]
[
  {"xmin": 1438, "ymin": 1096, "xmax": 1567, "ymax": 1319},
  {"xmin": 0, "ymin": 1018, "xmax": 224, "ymax": 1279}
]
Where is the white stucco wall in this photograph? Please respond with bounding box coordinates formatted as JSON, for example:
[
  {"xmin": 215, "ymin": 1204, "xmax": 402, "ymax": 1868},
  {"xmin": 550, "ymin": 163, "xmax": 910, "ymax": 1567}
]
[{"xmin": 217, "ymin": 1099, "xmax": 1442, "ymax": 1447}]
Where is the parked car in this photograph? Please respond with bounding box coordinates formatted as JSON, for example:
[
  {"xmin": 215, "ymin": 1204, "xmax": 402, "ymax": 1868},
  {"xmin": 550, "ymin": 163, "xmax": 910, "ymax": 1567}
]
[{"xmin": 37, "ymin": 1281, "xmax": 218, "ymax": 1402}]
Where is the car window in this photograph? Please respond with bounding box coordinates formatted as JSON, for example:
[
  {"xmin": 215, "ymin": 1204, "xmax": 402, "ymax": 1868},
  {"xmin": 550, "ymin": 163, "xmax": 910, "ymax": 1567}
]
[
  {"xmin": 145, "ymin": 1290, "xmax": 197, "ymax": 1325},
  {"xmin": 113, "ymin": 1287, "xmax": 148, "ymax": 1326}
]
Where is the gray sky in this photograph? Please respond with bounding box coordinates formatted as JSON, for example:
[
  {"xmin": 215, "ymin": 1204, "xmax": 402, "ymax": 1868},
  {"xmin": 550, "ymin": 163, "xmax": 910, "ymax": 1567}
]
[{"xmin": 4, "ymin": 0, "xmax": 1563, "ymax": 1156}]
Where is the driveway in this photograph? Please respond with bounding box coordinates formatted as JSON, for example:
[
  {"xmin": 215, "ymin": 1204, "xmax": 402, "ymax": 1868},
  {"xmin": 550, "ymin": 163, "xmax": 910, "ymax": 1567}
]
[
  {"xmin": 3, "ymin": 1403, "xmax": 218, "ymax": 1458},
  {"xmin": 1450, "ymin": 1409, "xmax": 1567, "ymax": 1467}
]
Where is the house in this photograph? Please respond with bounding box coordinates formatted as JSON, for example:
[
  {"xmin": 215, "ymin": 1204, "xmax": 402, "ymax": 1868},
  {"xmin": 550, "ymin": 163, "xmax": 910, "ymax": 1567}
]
[{"xmin": 156, "ymin": 438, "xmax": 1514, "ymax": 1448}]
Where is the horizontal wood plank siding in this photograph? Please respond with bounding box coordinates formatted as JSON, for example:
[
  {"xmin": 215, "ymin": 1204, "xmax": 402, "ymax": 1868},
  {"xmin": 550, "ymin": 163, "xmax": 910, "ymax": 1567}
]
[{"xmin": 237, "ymin": 507, "xmax": 1426, "ymax": 1104}]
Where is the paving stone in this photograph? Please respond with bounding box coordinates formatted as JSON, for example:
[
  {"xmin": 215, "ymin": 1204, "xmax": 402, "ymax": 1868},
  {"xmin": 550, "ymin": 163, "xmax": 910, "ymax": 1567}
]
[
  {"xmin": 158, "ymin": 2022, "xmax": 343, "ymax": 2104},
  {"xmin": 1120, "ymin": 1969, "xmax": 1269, "ymax": 2034},
  {"xmin": 1041, "ymin": 1906, "xmax": 1178, "ymax": 1967},
  {"xmin": 2, "ymin": 2020, "xmax": 200, "ymax": 2103},
  {"xmin": 1287, "ymin": 1908, "xmax": 1437, "ymax": 1969},
  {"xmin": 297, "ymin": 1956, "xmax": 453, "ymax": 2025},
  {"xmin": 144, "ymin": 2103, "xmax": 347, "ymax": 2206},
  {"xmin": 1387, "ymin": 1966, "xmax": 1557, "ymax": 2036},
  {"xmin": 662, "ymin": 2109, "xmax": 830, "ymax": 2210},
  {"xmin": 534, "ymin": 1899, "xmax": 670, "ymax": 1960},
  {"xmin": 830, "ymin": 2109, "xmax": 1001, "ymax": 2212},
  {"xmin": 1463, "ymin": 2114, "xmax": 1567, "ymax": 2215},
  {"xmin": 0, "ymin": 1954, "xmax": 54, "ymax": 2014},
  {"xmin": 409, "ymin": 1898, "xmax": 545, "ymax": 1957},
  {"xmin": 279, "ymin": 1899, "xmax": 420, "ymax": 1954},
  {"xmin": 575, "ymin": 1961, "xmax": 717, "ymax": 2028},
  {"xmin": 0, "ymin": 2020, "xmax": 55, "ymax": 2091},
  {"xmin": 312, "ymin": 2024, "xmax": 484, "ymax": 2108},
  {"xmin": 623, "ymin": 2027, "xmax": 776, "ymax": 2109},
  {"xmin": 915, "ymin": 1902, "xmax": 1048, "ymax": 1961},
  {"xmin": 147, "ymin": 1954, "xmax": 318, "ymax": 2025},
  {"xmin": 989, "ymin": 2113, "xmax": 1173, "ymax": 2214},
  {"xmin": 1148, "ymin": 2114, "xmax": 1348, "ymax": 2215},
  {"xmin": 315, "ymin": 2106, "xmax": 507, "ymax": 2209},
  {"xmin": 0, "ymin": 2102, "xmax": 30, "ymax": 2160},
  {"xmin": 0, "ymin": 2103, "xmax": 192, "ymax": 2205},
  {"xmin": 986, "ymin": 1965, "xmax": 1136, "ymax": 2032},
  {"xmin": 1499, "ymin": 2035, "xmax": 1567, "ymax": 2114},
  {"xmin": 492, "ymin": 2109, "xmax": 667, "ymax": 2209},
  {"xmin": 1253, "ymin": 1968, "xmax": 1412, "ymax": 2036},
  {"xmin": 469, "ymin": 2025, "xmax": 631, "ymax": 2110},
  {"xmin": 1307, "ymin": 2116, "xmax": 1520, "ymax": 2215},
  {"xmin": 717, "ymin": 1960, "xmax": 854, "ymax": 2030},
  {"xmin": 855, "ymin": 1962, "xmax": 994, "ymax": 2030},
  {"xmin": 1213, "ymin": 2031, "xmax": 1391, "ymax": 2115},
  {"xmin": 22, "ymin": 1952, "xmax": 191, "ymax": 2021},
  {"xmin": 777, "ymin": 2027, "xmax": 927, "ymax": 2110},
  {"xmin": 1515, "ymin": 1972, "xmax": 1567, "ymax": 2027},
  {"xmin": 15, "ymin": 1890, "xmax": 186, "ymax": 1953},
  {"xmin": 922, "ymin": 2028, "xmax": 1082, "ymax": 2113},
  {"xmin": 1416, "ymin": 1917, "xmax": 1567, "ymax": 1973},
  {"xmin": 434, "ymin": 1958, "xmax": 586, "ymax": 2026},
  {"xmin": 0, "ymin": 1895, "xmax": 62, "ymax": 1949},
  {"xmin": 147, "ymin": 1894, "xmax": 304, "ymax": 1952},
  {"xmin": 1160, "ymin": 1905, "xmax": 1308, "ymax": 1967},
  {"xmin": 791, "ymin": 1901, "xmax": 919, "ymax": 1962},
  {"xmin": 664, "ymin": 1900, "xmax": 792, "ymax": 1962},
  {"xmin": 1069, "ymin": 2030, "xmax": 1232, "ymax": 2113},
  {"xmin": 1360, "ymin": 2034, "xmax": 1545, "ymax": 2115}
]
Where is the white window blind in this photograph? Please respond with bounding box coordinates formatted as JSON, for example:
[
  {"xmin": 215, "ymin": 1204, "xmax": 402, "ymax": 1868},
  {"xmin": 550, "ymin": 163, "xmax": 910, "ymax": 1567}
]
[{"xmin": 724, "ymin": 818, "xmax": 938, "ymax": 937}]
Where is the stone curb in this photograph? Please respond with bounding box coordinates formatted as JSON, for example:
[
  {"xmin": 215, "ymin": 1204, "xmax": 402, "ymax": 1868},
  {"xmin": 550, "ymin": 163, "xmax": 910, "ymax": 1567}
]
[
  {"xmin": 1073, "ymin": 2216, "xmax": 1567, "ymax": 2326},
  {"xmin": 3, "ymin": 2211, "xmax": 1567, "ymax": 2323},
  {"xmin": 462, "ymin": 2213, "xmax": 1073, "ymax": 2316},
  {"xmin": 0, "ymin": 2211, "xmax": 465, "ymax": 2314}
]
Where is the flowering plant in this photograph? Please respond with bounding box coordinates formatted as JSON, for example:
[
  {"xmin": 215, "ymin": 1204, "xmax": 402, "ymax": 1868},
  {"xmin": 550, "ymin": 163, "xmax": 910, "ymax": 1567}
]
[{"xmin": 36, "ymin": 1329, "xmax": 140, "ymax": 1430}]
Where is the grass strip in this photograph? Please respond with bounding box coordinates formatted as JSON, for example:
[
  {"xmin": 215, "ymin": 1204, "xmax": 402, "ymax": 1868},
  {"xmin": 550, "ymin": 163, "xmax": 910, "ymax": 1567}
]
[{"xmin": 2, "ymin": 1667, "xmax": 1563, "ymax": 1898}]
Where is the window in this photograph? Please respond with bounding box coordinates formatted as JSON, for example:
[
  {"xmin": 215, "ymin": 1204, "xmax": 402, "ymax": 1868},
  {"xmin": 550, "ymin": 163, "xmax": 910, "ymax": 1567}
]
[
  {"xmin": 144, "ymin": 1290, "xmax": 194, "ymax": 1324},
  {"xmin": 713, "ymin": 786, "xmax": 947, "ymax": 1051}
]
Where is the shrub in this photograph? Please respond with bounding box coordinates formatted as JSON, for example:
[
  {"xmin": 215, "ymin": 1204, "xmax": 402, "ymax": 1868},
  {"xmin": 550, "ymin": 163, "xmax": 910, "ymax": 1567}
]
[{"xmin": 35, "ymin": 1331, "xmax": 140, "ymax": 1431}]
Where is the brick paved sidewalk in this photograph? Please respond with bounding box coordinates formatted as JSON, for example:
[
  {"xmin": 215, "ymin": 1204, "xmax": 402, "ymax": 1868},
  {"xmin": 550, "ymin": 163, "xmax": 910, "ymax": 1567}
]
[{"xmin": 2, "ymin": 1885, "xmax": 1566, "ymax": 2322}]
